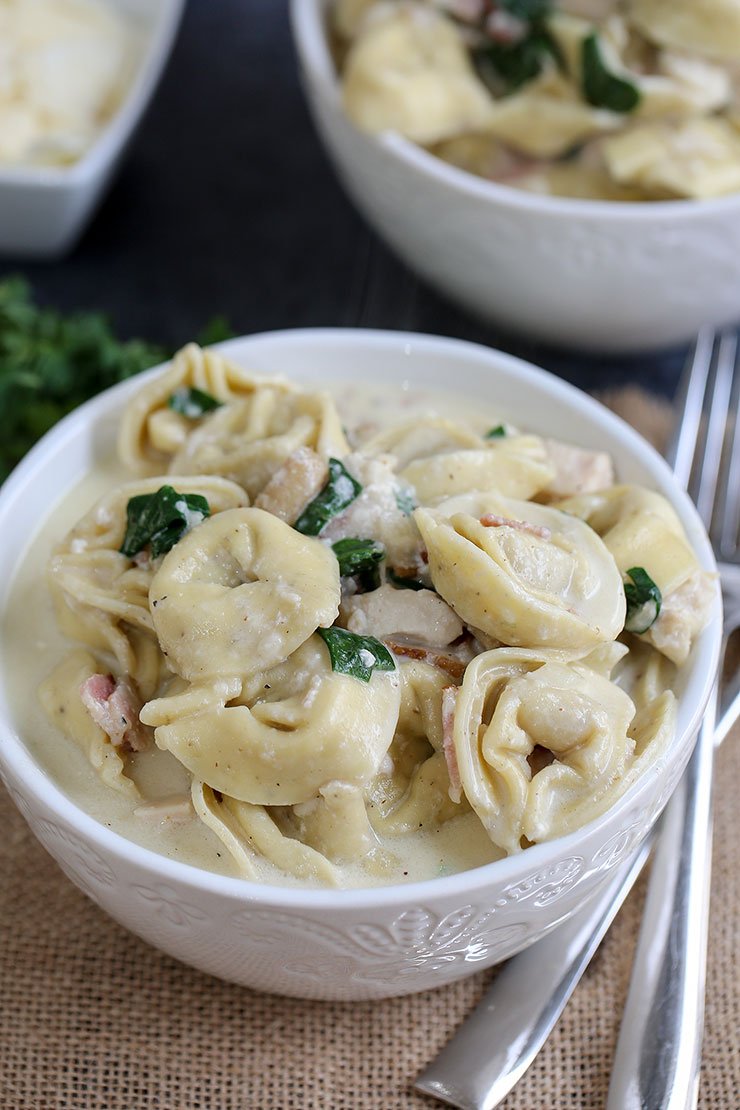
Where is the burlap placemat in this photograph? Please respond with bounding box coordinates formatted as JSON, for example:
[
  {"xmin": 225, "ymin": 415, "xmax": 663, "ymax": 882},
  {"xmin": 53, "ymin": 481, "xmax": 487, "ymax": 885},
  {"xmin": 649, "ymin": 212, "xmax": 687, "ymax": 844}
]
[{"xmin": 1, "ymin": 389, "xmax": 738, "ymax": 1110}]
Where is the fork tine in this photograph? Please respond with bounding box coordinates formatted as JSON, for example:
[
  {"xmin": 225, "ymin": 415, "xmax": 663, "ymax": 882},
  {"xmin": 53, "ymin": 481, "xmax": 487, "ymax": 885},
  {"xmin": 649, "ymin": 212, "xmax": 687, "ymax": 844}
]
[
  {"xmin": 695, "ymin": 332, "xmax": 736, "ymax": 533},
  {"xmin": 666, "ymin": 328, "xmax": 715, "ymax": 489},
  {"xmin": 717, "ymin": 345, "xmax": 740, "ymax": 560}
]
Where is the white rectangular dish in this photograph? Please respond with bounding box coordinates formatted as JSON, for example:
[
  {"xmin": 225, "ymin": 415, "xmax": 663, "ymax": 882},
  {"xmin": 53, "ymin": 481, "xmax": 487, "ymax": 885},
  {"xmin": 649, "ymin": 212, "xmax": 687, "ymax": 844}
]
[{"xmin": 0, "ymin": 0, "xmax": 184, "ymax": 259}]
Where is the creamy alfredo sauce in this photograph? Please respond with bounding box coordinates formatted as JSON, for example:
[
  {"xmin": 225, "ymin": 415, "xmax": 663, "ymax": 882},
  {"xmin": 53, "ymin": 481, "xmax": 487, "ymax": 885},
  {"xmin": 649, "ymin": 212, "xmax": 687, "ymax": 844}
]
[{"xmin": 3, "ymin": 383, "xmax": 509, "ymax": 887}]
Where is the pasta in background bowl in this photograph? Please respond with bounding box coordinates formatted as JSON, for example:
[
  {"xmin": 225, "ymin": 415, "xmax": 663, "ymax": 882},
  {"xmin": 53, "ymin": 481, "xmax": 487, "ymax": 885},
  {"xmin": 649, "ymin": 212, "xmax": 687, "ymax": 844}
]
[
  {"xmin": 0, "ymin": 330, "xmax": 721, "ymax": 1000},
  {"xmin": 291, "ymin": 0, "xmax": 740, "ymax": 352}
]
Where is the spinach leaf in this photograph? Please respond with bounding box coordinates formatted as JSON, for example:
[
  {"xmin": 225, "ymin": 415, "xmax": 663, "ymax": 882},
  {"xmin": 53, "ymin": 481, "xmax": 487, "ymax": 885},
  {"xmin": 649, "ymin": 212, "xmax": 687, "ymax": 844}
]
[
  {"xmin": 332, "ymin": 538, "xmax": 385, "ymax": 592},
  {"xmin": 395, "ymin": 487, "xmax": 417, "ymax": 516},
  {"xmin": 120, "ymin": 485, "xmax": 210, "ymax": 559},
  {"xmin": 294, "ymin": 458, "xmax": 362, "ymax": 536},
  {"xmin": 582, "ymin": 33, "xmax": 640, "ymax": 113},
  {"xmin": 623, "ymin": 567, "xmax": 662, "ymax": 634},
  {"xmin": 317, "ymin": 627, "xmax": 396, "ymax": 683},
  {"xmin": 485, "ymin": 425, "xmax": 507, "ymax": 439},
  {"xmin": 388, "ymin": 570, "xmax": 428, "ymax": 592},
  {"xmin": 477, "ymin": 30, "xmax": 558, "ymax": 92},
  {"xmin": 499, "ymin": 0, "xmax": 552, "ymax": 20},
  {"xmin": 168, "ymin": 386, "xmax": 222, "ymax": 419}
]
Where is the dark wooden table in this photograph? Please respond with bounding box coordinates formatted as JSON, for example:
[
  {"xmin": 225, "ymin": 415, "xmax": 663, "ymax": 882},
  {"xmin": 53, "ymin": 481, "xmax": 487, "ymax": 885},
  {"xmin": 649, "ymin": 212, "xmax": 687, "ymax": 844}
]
[{"xmin": 0, "ymin": 0, "xmax": 689, "ymax": 396}]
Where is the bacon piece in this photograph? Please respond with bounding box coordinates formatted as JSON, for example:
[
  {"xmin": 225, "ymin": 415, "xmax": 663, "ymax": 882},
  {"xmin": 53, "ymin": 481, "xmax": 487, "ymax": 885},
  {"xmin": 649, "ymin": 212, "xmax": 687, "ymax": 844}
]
[
  {"xmin": 441, "ymin": 685, "xmax": 462, "ymax": 804},
  {"xmin": 80, "ymin": 674, "xmax": 150, "ymax": 752},
  {"xmin": 384, "ymin": 640, "xmax": 467, "ymax": 680},
  {"xmin": 485, "ymin": 9, "xmax": 527, "ymax": 43},
  {"xmin": 479, "ymin": 513, "xmax": 552, "ymax": 540}
]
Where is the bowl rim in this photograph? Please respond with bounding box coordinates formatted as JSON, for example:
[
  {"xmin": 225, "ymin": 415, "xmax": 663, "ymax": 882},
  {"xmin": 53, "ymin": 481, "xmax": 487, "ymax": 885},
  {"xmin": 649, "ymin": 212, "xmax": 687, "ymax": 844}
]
[
  {"xmin": 290, "ymin": 0, "xmax": 740, "ymax": 222},
  {"xmin": 0, "ymin": 327, "xmax": 722, "ymax": 910},
  {"xmin": 0, "ymin": 0, "xmax": 185, "ymax": 189}
]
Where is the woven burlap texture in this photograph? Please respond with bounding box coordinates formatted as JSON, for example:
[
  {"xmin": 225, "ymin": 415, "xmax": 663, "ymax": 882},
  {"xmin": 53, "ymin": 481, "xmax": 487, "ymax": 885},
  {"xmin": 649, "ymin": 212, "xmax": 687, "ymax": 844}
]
[{"xmin": 1, "ymin": 389, "xmax": 738, "ymax": 1109}]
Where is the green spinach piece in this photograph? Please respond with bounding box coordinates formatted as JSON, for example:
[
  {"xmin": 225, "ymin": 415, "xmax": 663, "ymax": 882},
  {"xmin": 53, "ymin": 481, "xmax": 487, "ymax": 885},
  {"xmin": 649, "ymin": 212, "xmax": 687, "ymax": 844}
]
[
  {"xmin": 168, "ymin": 386, "xmax": 222, "ymax": 419},
  {"xmin": 623, "ymin": 567, "xmax": 662, "ymax": 634},
  {"xmin": 485, "ymin": 425, "xmax": 507, "ymax": 439},
  {"xmin": 388, "ymin": 570, "xmax": 428, "ymax": 592},
  {"xmin": 317, "ymin": 627, "xmax": 396, "ymax": 683},
  {"xmin": 120, "ymin": 486, "xmax": 210, "ymax": 559},
  {"xmin": 294, "ymin": 458, "xmax": 362, "ymax": 536},
  {"xmin": 332, "ymin": 538, "xmax": 385, "ymax": 592},
  {"xmin": 582, "ymin": 33, "xmax": 640, "ymax": 113},
  {"xmin": 395, "ymin": 487, "xmax": 417, "ymax": 516}
]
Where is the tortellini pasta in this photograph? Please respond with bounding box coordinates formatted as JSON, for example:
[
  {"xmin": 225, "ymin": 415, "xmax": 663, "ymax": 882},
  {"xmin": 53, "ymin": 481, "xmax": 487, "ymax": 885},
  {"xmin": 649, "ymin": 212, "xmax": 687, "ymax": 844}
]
[
  {"xmin": 341, "ymin": 3, "xmax": 496, "ymax": 144},
  {"xmin": 453, "ymin": 647, "xmax": 674, "ymax": 853},
  {"xmin": 48, "ymin": 474, "xmax": 248, "ymax": 685},
  {"xmin": 119, "ymin": 343, "xmax": 348, "ymax": 490},
  {"xmin": 558, "ymin": 485, "xmax": 716, "ymax": 663},
  {"xmin": 36, "ymin": 345, "xmax": 712, "ymax": 887},
  {"xmin": 149, "ymin": 507, "xmax": 341, "ymax": 680},
  {"xmin": 415, "ymin": 492, "xmax": 625, "ymax": 650},
  {"xmin": 334, "ymin": 0, "xmax": 740, "ymax": 200},
  {"xmin": 143, "ymin": 637, "xmax": 401, "ymax": 806}
]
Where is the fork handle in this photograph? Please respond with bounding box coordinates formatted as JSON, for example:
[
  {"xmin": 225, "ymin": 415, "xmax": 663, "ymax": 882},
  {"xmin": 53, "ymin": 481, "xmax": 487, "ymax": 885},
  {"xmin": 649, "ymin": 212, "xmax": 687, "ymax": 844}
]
[
  {"xmin": 606, "ymin": 692, "xmax": 717, "ymax": 1110},
  {"xmin": 414, "ymin": 837, "xmax": 653, "ymax": 1110}
]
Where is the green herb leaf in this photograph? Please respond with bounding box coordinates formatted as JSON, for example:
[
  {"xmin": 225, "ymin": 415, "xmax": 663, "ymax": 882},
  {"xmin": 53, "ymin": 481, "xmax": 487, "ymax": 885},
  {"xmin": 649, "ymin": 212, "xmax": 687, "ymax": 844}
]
[
  {"xmin": 196, "ymin": 314, "xmax": 236, "ymax": 347},
  {"xmin": 294, "ymin": 458, "xmax": 362, "ymax": 536},
  {"xmin": 475, "ymin": 28, "xmax": 559, "ymax": 93},
  {"xmin": 332, "ymin": 537, "xmax": 385, "ymax": 592},
  {"xmin": 500, "ymin": 0, "xmax": 552, "ymax": 19},
  {"xmin": 0, "ymin": 278, "xmax": 164, "ymax": 482},
  {"xmin": 582, "ymin": 33, "xmax": 640, "ymax": 113},
  {"xmin": 388, "ymin": 570, "xmax": 428, "ymax": 592},
  {"xmin": 120, "ymin": 485, "xmax": 210, "ymax": 559},
  {"xmin": 485, "ymin": 425, "xmax": 507, "ymax": 439},
  {"xmin": 167, "ymin": 386, "xmax": 222, "ymax": 419},
  {"xmin": 395, "ymin": 487, "xmax": 417, "ymax": 516},
  {"xmin": 317, "ymin": 627, "xmax": 396, "ymax": 683},
  {"xmin": 623, "ymin": 567, "xmax": 662, "ymax": 634}
]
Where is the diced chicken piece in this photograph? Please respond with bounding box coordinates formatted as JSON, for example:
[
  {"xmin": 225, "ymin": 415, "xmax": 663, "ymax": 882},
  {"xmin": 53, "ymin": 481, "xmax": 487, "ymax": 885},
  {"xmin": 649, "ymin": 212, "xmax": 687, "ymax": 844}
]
[
  {"xmin": 441, "ymin": 685, "xmax": 462, "ymax": 804},
  {"xmin": 645, "ymin": 570, "xmax": 717, "ymax": 665},
  {"xmin": 322, "ymin": 452, "xmax": 423, "ymax": 569},
  {"xmin": 254, "ymin": 446, "xmax": 328, "ymax": 523},
  {"xmin": 80, "ymin": 674, "xmax": 150, "ymax": 752},
  {"xmin": 133, "ymin": 795, "xmax": 193, "ymax": 823},
  {"xmin": 543, "ymin": 438, "xmax": 615, "ymax": 499},
  {"xmin": 341, "ymin": 583, "xmax": 463, "ymax": 645},
  {"xmin": 384, "ymin": 640, "xmax": 467, "ymax": 680}
]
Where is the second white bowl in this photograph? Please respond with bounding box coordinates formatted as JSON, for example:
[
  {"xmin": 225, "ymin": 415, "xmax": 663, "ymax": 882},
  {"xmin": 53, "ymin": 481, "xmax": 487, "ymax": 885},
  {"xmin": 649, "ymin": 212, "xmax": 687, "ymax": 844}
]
[{"xmin": 292, "ymin": 0, "xmax": 740, "ymax": 353}]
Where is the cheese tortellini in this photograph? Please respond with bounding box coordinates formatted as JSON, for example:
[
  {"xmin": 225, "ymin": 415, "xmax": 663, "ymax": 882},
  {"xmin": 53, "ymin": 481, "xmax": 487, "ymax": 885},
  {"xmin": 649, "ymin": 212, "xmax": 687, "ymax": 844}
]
[
  {"xmin": 334, "ymin": 0, "xmax": 740, "ymax": 201},
  {"xmin": 37, "ymin": 344, "xmax": 713, "ymax": 888},
  {"xmin": 453, "ymin": 646, "xmax": 674, "ymax": 853},
  {"xmin": 415, "ymin": 492, "xmax": 625, "ymax": 649},
  {"xmin": 149, "ymin": 507, "xmax": 341, "ymax": 680}
]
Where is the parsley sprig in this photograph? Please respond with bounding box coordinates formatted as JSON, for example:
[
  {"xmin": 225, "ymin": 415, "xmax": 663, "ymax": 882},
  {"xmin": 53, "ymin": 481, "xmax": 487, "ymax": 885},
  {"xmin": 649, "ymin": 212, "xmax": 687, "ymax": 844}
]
[
  {"xmin": 0, "ymin": 278, "xmax": 236, "ymax": 483},
  {"xmin": 0, "ymin": 278, "xmax": 163, "ymax": 481}
]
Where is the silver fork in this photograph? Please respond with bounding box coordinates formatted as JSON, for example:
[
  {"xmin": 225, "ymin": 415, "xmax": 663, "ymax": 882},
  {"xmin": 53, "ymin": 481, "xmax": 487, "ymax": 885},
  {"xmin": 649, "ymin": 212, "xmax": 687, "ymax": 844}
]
[{"xmin": 415, "ymin": 331, "xmax": 740, "ymax": 1110}]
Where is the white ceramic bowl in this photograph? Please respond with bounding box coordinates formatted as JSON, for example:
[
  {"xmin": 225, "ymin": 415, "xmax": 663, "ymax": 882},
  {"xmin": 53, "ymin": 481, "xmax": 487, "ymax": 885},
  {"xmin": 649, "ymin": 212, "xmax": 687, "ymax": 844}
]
[
  {"xmin": 291, "ymin": 0, "xmax": 740, "ymax": 353},
  {"xmin": 0, "ymin": 330, "xmax": 721, "ymax": 1000},
  {"xmin": 0, "ymin": 0, "xmax": 184, "ymax": 259}
]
